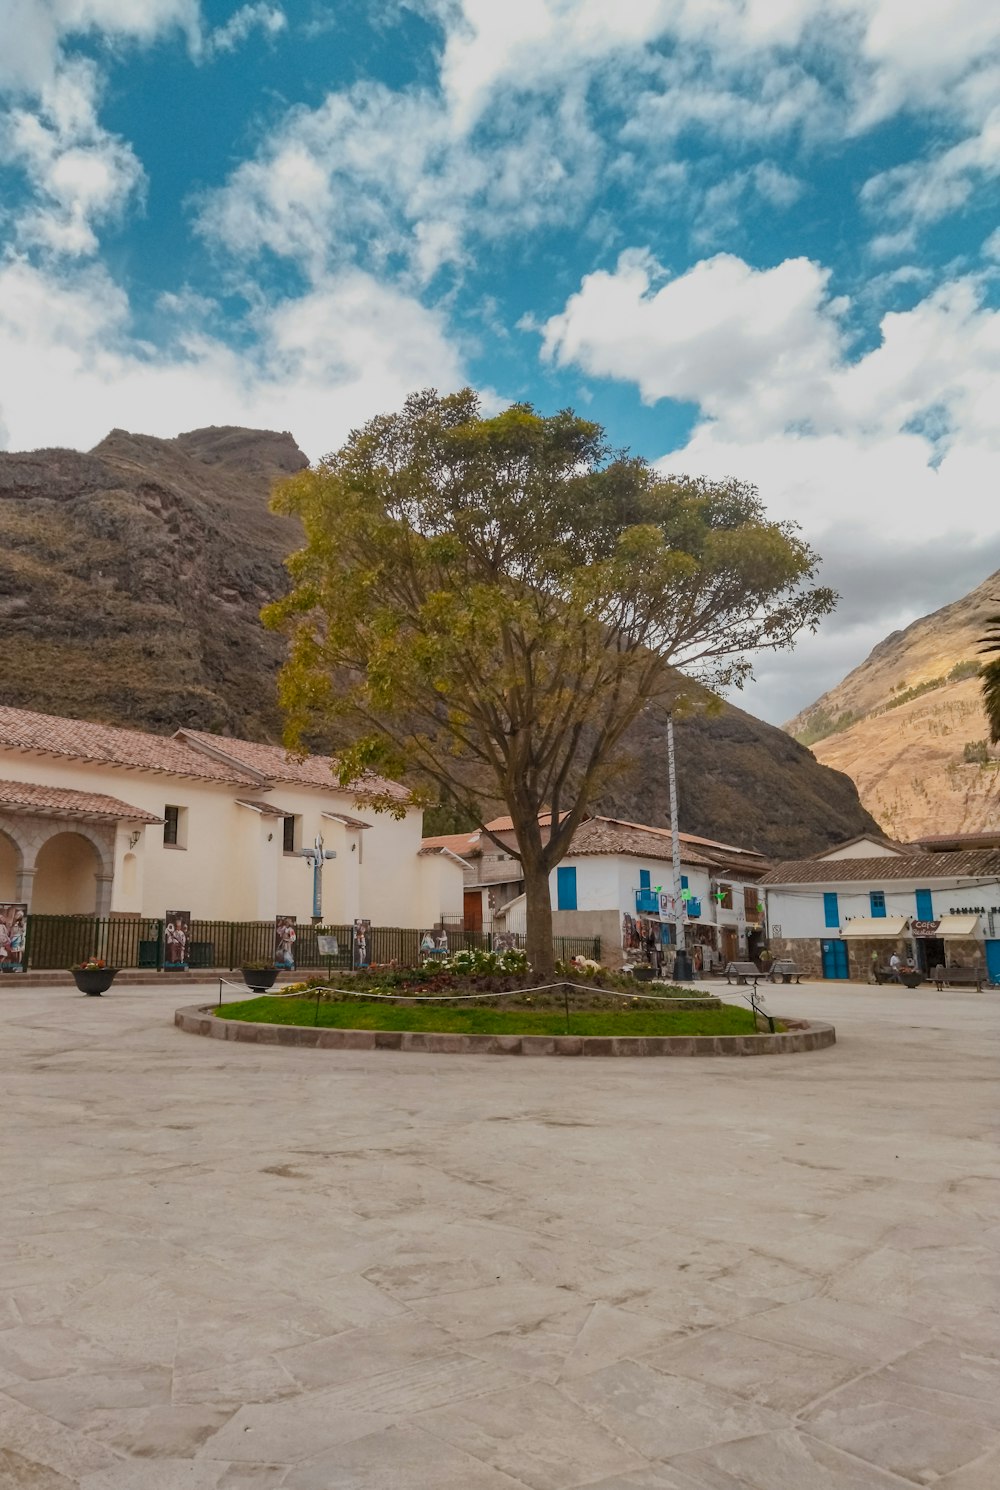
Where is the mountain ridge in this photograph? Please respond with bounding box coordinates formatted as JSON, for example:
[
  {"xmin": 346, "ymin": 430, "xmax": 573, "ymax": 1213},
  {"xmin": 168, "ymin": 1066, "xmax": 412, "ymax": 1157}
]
[{"xmin": 786, "ymin": 568, "xmax": 999, "ymax": 838}]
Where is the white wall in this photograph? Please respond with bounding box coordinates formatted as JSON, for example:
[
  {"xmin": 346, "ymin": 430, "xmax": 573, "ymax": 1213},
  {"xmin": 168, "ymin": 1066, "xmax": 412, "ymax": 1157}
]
[
  {"xmin": 767, "ymin": 879, "xmax": 1000, "ymax": 940},
  {"xmin": 0, "ymin": 747, "xmax": 443, "ymax": 927},
  {"xmin": 546, "ymin": 855, "xmax": 758, "ymax": 942},
  {"xmin": 820, "ymin": 838, "xmax": 903, "ymax": 860}
]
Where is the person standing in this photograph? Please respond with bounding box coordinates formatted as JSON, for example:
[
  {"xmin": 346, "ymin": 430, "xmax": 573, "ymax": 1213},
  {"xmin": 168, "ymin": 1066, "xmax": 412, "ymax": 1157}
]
[{"xmin": 889, "ymin": 950, "xmax": 902, "ymax": 982}]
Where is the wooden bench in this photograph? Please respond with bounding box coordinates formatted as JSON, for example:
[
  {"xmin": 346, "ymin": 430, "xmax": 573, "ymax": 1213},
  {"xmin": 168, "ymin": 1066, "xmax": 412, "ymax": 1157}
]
[
  {"xmin": 769, "ymin": 960, "xmax": 802, "ymax": 984},
  {"xmin": 725, "ymin": 961, "xmax": 763, "ymax": 987},
  {"xmin": 932, "ymin": 965, "xmax": 985, "ymax": 992}
]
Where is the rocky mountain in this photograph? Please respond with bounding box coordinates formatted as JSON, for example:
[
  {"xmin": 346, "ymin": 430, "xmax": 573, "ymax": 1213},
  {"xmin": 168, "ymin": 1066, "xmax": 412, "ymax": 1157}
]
[
  {"xmin": 0, "ymin": 424, "xmax": 879, "ymax": 858},
  {"xmin": 787, "ymin": 569, "xmax": 999, "ymax": 838}
]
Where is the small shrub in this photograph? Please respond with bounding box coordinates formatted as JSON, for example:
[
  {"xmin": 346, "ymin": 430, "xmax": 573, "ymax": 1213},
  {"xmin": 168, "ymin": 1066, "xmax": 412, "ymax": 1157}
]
[{"xmin": 963, "ymin": 740, "xmax": 991, "ymax": 765}]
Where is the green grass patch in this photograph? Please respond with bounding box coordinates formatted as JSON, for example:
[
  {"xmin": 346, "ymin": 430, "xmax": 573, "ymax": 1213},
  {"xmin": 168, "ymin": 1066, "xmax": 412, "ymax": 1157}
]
[{"xmin": 216, "ymin": 996, "xmax": 764, "ymax": 1037}]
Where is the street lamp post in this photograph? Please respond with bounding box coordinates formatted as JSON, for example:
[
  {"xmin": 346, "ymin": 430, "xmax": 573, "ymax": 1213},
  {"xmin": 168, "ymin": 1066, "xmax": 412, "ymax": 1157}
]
[
  {"xmin": 298, "ymin": 833, "xmax": 337, "ymax": 922},
  {"xmin": 667, "ymin": 713, "xmax": 693, "ymax": 981}
]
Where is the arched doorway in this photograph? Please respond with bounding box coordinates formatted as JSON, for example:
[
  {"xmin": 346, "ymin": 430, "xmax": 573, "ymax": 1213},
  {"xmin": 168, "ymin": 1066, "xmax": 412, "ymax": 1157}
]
[
  {"xmin": 0, "ymin": 830, "xmax": 21, "ymax": 901},
  {"xmin": 32, "ymin": 832, "xmax": 102, "ymax": 915}
]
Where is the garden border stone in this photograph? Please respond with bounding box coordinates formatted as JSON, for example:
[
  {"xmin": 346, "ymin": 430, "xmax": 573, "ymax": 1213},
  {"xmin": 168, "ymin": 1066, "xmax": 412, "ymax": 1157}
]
[{"xmin": 174, "ymin": 1004, "xmax": 836, "ymax": 1056}]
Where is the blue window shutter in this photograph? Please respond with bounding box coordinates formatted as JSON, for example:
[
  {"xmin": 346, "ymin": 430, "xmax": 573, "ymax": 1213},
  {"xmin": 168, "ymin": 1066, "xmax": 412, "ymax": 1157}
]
[
  {"xmin": 639, "ymin": 869, "xmax": 650, "ymax": 889},
  {"xmin": 823, "ymin": 892, "xmax": 839, "ymax": 928},
  {"xmin": 870, "ymin": 890, "xmax": 886, "ymax": 917},
  {"xmin": 915, "ymin": 888, "xmax": 933, "ymax": 920},
  {"xmin": 557, "ymin": 866, "xmax": 577, "ymax": 911},
  {"xmin": 680, "ymin": 874, "xmax": 689, "ymax": 890}
]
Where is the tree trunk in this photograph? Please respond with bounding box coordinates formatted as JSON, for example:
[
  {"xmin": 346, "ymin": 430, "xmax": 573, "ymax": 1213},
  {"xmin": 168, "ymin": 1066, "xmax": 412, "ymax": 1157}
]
[{"xmin": 523, "ymin": 858, "xmax": 556, "ymax": 980}]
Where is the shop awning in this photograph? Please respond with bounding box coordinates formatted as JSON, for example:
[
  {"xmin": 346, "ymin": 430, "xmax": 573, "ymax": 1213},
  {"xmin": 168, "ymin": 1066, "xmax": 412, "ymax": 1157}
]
[
  {"xmin": 841, "ymin": 916, "xmax": 909, "ymax": 938},
  {"xmin": 936, "ymin": 913, "xmax": 982, "ymax": 937}
]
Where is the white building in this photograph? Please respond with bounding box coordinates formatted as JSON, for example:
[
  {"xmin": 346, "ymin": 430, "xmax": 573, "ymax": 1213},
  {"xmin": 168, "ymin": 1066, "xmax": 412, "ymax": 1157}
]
[
  {"xmin": 436, "ymin": 815, "xmax": 768, "ymax": 969},
  {"xmin": 762, "ymin": 833, "xmax": 1000, "ymax": 981},
  {"xmin": 0, "ymin": 706, "xmax": 463, "ymax": 930}
]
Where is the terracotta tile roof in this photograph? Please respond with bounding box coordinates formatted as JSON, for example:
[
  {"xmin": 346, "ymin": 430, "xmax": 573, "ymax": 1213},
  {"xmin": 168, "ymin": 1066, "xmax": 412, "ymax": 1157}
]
[
  {"xmin": 236, "ymin": 799, "xmax": 295, "ymax": 817},
  {"xmin": 568, "ymin": 818, "xmax": 716, "ymax": 866},
  {"xmin": 322, "ymin": 812, "xmax": 371, "ymax": 830},
  {"xmin": 0, "ymin": 705, "xmax": 258, "ymax": 784},
  {"xmin": 176, "ymin": 729, "xmax": 411, "ymax": 801},
  {"xmin": 421, "ymin": 831, "xmax": 482, "ymax": 855},
  {"xmin": 585, "ymin": 816, "xmax": 766, "ymax": 863},
  {"xmin": 0, "ymin": 779, "xmax": 162, "ymax": 823},
  {"xmin": 762, "ymin": 850, "xmax": 1000, "ymax": 885}
]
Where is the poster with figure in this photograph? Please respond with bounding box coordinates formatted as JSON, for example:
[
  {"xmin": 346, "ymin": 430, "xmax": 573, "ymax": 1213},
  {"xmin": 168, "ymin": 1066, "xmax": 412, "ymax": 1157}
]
[
  {"xmin": 164, "ymin": 910, "xmax": 190, "ymax": 968},
  {"xmin": 0, "ymin": 903, "xmax": 27, "ymax": 971},
  {"xmin": 352, "ymin": 918, "xmax": 371, "ymax": 969},
  {"xmin": 275, "ymin": 915, "xmax": 297, "ymax": 970}
]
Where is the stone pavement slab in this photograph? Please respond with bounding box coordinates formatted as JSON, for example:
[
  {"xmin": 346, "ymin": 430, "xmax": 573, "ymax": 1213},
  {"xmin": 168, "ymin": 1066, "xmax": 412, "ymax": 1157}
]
[{"xmin": 0, "ymin": 979, "xmax": 997, "ymax": 1488}]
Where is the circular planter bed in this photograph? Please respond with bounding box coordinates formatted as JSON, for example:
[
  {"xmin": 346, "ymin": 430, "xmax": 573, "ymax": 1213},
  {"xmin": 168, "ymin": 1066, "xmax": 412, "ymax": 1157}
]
[
  {"xmin": 73, "ymin": 968, "xmax": 118, "ymax": 996},
  {"xmin": 175, "ymin": 1000, "xmax": 835, "ymax": 1057}
]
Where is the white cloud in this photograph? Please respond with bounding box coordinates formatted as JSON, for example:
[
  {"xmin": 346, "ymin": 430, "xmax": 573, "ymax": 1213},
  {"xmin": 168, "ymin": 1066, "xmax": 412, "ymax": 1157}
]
[
  {"xmin": 4, "ymin": 57, "xmax": 144, "ymax": 256},
  {"xmin": 202, "ymin": 3, "xmax": 287, "ymax": 58},
  {"xmin": 0, "ymin": 1, "xmax": 200, "ymax": 93},
  {"xmin": 0, "ymin": 258, "xmax": 466, "ymax": 459},
  {"xmin": 862, "ymin": 106, "xmax": 1000, "ymax": 233},
  {"xmin": 539, "ymin": 247, "xmax": 1000, "ymax": 717},
  {"xmin": 195, "ymin": 79, "xmax": 603, "ymax": 283},
  {"xmin": 540, "ymin": 251, "xmax": 847, "ymax": 438}
]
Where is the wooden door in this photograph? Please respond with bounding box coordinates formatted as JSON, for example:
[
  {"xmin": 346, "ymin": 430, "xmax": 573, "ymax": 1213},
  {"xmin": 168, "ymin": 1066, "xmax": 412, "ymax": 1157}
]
[{"xmin": 463, "ymin": 891, "xmax": 483, "ymax": 932}]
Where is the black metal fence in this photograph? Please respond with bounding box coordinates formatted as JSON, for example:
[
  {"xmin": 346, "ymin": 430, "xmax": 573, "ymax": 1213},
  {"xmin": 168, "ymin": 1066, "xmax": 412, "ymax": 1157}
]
[{"xmin": 18, "ymin": 916, "xmax": 600, "ymax": 971}]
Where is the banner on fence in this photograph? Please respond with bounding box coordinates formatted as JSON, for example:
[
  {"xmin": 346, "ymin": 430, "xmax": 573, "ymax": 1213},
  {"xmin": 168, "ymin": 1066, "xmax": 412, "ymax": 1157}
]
[
  {"xmin": 164, "ymin": 910, "xmax": 190, "ymax": 969},
  {"xmin": 0, "ymin": 903, "xmax": 27, "ymax": 971},
  {"xmin": 275, "ymin": 915, "xmax": 297, "ymax": 969},
  {"xmin": 353, "ymin": 918, "xmax": 371, "ymax": 969}
]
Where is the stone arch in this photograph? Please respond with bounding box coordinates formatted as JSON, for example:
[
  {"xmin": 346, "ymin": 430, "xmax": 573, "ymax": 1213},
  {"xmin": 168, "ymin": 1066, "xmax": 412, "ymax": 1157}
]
[
  {"xmin": 31, "ymin": 831, "xmax": 108, "ymax": 915},
  {"xmin": 0, "ymin": 827, "xmax": 23, "ymax": 901}
]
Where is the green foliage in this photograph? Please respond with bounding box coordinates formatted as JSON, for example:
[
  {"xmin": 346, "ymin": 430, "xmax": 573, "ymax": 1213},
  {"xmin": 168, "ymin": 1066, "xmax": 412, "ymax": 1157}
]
[
  {"xmin": 883, "ymin": 676, "xmax": 945, "ymax": 710},
  {"xmin": 962, "ymin": 740, "xmax": 992, "ymax": 765},
  {"xmin": 948, "ymin": 658, "xmax": 982, "ymax": 681},
  {"xmin": 265, "ymin": 389, "xmax": 835, "ymax": 968},
  {"xmin": 216, "ymin": 996, "xmax": 761, "ymax": 1037},
  {"xmin": 794, "ymin": 707, "xmax": 858, "ymax": 745},
  {"xmin": 980, "ymin": 611, "xmax": 1000, "ymax": 745}
]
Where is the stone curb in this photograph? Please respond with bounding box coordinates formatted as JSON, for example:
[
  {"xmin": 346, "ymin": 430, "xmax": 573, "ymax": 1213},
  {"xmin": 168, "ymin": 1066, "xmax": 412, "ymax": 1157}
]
[{"xmin": 174, "ymin": 1005, "xmax": 836, "ymax": 1057}]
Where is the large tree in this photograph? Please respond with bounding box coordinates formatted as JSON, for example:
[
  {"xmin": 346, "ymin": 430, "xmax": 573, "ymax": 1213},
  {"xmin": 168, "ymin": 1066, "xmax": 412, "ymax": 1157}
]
[
  {"xmin": 265, "ymin": 389, "xmax": 835, "ymax": 975},
  {"xmin": 980, "ymin": 611, "xmax": 1000, "ymax": 744}
]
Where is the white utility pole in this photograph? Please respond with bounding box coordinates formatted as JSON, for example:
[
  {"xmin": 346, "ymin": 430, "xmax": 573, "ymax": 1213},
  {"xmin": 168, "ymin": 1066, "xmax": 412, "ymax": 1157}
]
[{"xmin": 666, "ymin": 712, "xmax": 692, "ymax": 980}]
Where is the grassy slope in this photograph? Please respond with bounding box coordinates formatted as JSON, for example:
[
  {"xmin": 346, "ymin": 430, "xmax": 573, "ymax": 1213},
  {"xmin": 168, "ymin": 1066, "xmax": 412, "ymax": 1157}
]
[{"xmin": 216, "ymin": 996, "xmax": 762, "ymax": 1036}]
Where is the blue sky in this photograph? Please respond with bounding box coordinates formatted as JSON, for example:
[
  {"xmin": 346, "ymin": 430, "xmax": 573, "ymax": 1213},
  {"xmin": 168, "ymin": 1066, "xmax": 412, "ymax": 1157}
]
[{"xmin": 2, "ymin": 2, "xmax": 999, "ymax": 722}]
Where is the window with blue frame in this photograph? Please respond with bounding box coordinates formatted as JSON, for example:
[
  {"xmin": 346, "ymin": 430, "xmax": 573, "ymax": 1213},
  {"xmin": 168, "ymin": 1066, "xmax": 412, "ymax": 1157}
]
[
  {"xmin": 556, "ymin": 865, "xmax": 577, "ymax": 911},
  {"xmin": 823, "ymin": 892, "xmax": 840, "ymax": 928},
  {"xmin": 681, "ymin": 874, "xmax": 689, "ymax": 890},
  {"xmin": 915, "ymin": 888, "xmax": 933, "ymax": 920},
  {"xmin": 639, "ymin": 869, "xmax": 650, "ymax": 889},
  {"xmin": 870, "ymin": 890, "xmax": 886, "ymax": 917}
]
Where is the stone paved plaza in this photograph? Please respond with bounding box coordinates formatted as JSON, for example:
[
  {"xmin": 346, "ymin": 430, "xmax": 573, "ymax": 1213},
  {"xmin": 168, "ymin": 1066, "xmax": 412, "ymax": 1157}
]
[{"xmin": 2, "ymin": 980, "xmax": 998, "ymax": 1489}]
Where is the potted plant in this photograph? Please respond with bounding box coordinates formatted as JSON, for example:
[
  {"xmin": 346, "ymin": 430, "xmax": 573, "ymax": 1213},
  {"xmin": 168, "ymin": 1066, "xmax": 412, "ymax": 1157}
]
[
  {"xmin": 71, "ymin": 958, "xmax": 118, "ymax": 996},
  {"xmin": 241, "ymin": 961, "xmax": 278, "ymax": 992}
]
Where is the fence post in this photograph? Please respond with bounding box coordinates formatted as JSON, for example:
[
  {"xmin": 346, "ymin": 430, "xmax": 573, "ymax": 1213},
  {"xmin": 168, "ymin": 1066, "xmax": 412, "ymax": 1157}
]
[
  {"xmin": 156, "ymin": 919, "xmax": 164, "ymax": 971},
  {"xmin": 22, "ymin": 915, "xmax": 33, "ymax": 973}
]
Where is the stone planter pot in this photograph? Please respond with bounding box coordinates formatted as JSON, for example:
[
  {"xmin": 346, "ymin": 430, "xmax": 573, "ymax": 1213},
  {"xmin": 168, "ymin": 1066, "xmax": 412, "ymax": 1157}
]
[
  {"xmin": 72, "ymin": 968, "xmax": 118, "ymax": 996},
  {"xmin": 242, "ymin": 968, "xmax": 278, "ymax": 993}
]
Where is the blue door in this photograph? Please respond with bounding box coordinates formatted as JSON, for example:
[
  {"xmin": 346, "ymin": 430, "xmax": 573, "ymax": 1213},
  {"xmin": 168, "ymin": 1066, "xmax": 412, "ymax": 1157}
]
[
  {"xmin": 986, "ymin": 941, "xmax": 1000, "ymax": 985},
  {"xmin": 821, "ymin": 939, "xmax": 849, "ymax": 979}
]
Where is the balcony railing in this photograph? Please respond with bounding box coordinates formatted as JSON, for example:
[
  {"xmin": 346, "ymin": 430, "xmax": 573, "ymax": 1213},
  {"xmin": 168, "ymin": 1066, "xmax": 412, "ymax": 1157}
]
[{"xmin": 635, "ymin": 889, "xmax": 660, "ymax": 914}]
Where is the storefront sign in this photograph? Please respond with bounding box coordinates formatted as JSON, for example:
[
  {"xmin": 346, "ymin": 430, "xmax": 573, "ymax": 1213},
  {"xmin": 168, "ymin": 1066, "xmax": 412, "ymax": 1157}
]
[{"xmin": 911, "ymin": 920, "xmax": 940, "ymax": 936}]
